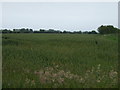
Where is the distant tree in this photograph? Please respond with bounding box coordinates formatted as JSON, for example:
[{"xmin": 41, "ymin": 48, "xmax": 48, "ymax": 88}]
[
  {"xmin": 39, "ymin": 29, "xmax": 45, "ymax": 33},
  {"xmin": 97, "ymin": 25, "xmax": 118, "ymax": 34},
  {"xmin": 2, "ymin": 29, "xmax": 11, "ymax": 33},
  {"xmin": 83, "ymin": 31, "xmax": 89, "ymax": 34},
  {"xmin": 19, "ymin": 28, "xmax": 33, "ymax": 33},
  {"xmin": 20, "ymin": 28, "xmax": 26, "ymax": 33},
  {"xmin": 13, "ymin": 29, "xmax": 20, "ymax": 33},
  {"xmin": 13, "ymin": 29, "xmax": 15, "ymax": 32},
  {"xmin": 78, "ymin": 31, "xmax": 82, "ymax": 34},
  {"xmin": 73, "ymin": 31, "xmax": 82, "ymax": 34},
  {"xmin": 88, "ymin": 30, "xmax": 97, "ymax": 34},
  {"xmin": 29, "ymin": 29, "xmax": 33, "ymax": 33},
  {"xmin": 63, "ymin": 30, "xmax": 71, "ymax": 33},
  {"xmin": 33, "ymin": 31, "xmax": 40, "ymax": 33},
  {"xmin": 56, "ymin": 30, "xmax": 62, "ymax": 33},
  {"xmin": 48, "ymin": 29, "xmax": 56, "ymax": 33},
  {"xmin": 63, "ymin": 30, "xmax": 67, "ymax": 33}
]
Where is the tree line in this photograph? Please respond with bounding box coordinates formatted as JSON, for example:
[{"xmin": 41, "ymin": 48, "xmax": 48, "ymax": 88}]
[
  {"xmin": 0, "ymin": 28, "xmax": 97, "ymax": 34},
  {"xmin": 0, "ymin": 25, "xmax": 119, "ymax": 34}
]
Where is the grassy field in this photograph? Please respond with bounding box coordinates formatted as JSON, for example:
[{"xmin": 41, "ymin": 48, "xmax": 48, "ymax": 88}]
[{"xmin": 2, "ymin": 33, "xmax": 118, "ymax": 88}]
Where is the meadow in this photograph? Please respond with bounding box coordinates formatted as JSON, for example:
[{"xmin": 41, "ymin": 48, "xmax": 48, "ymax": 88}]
[{"xmin": 2, "ymin": 33, "xmax": 118, "ymax": 88}]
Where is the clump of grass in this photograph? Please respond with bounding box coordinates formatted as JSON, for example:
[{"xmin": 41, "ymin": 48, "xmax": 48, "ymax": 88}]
[{"xmin": 32, "ymin": 64, "xmax": 118, "ymax": 88}]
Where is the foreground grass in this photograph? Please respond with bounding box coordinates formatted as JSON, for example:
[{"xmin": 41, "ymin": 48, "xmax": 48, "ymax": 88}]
[{"xmin": 2, "ymin": 34, "xmax": 118, "ymax": 88}]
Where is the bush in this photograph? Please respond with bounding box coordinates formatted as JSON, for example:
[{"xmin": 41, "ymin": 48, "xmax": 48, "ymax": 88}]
[{"xmin": 97, "ymin": 25, "xmax": 119, "ymax": 34}]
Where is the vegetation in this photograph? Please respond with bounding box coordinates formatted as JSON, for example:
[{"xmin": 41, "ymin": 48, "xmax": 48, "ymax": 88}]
[
  {"xmin": 1, "ymin": 29, "xmax": 97, "ymax": 34},
  {"xmin": 0, "ymin": 28, "xmax": 97, "ymax": 34},
  {"xmin": 2, "ymin": 33, "xmax": 118, "ymax": 88},
  {"xmin": 98, "ymin": 25, "xmax": 119, "ymax": 34},
  {"xmin": 1, "ymin": 25, "xmax": 119, "ymax": 35}
]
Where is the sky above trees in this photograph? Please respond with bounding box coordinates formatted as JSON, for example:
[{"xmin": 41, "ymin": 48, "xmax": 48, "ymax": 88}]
[{"xmin": 1, "ymin": 2, "xmax": 118, "ymax": 31}]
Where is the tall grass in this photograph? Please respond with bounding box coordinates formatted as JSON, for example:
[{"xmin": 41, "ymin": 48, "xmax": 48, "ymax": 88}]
[{"xmin": 2, "ymin": 34, "xmax": 118, "ymax": 88}]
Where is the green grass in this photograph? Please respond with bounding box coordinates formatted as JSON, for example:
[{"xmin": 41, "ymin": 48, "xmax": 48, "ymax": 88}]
[{"xmin": 2, "ymin": 33, "xmax": 118, "ymax": 88}]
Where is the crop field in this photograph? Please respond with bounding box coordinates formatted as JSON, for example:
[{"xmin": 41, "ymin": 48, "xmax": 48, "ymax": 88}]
[{"xmin": 2, "ymin": 33, "xmax": 118, "ymax": 88}]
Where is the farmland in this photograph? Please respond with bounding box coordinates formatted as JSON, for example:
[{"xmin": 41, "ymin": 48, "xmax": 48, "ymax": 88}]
[{"xmin": 2, "ymin": 33, "xmax": 118, "ymax": 88}]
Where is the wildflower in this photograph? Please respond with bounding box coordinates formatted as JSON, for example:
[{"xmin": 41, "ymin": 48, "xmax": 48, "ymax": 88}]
[
  {"xmin": 79, "ymin": 77, "xmax": 85, "ymax": 83},
  {"xmin": 40, "ymin": 76, "xmax": 47, "ymax": 84},
  {"xmin": 66, "ymin": 71, "xmax": 71, "ymax": 74},
  {"xmin": 34, "ymin": 70, "xmax": 44, "ymax": 75},
  {"xmin": 64, "ymin": 73, "xmax": 69, "ymax": 78},
  {"xmin": 25, "ymin": 78, "xmax": 30, "ymax": 84},
  {"xmin": 55, "ymin": 65, "xmax": 59, "ymax": 68},
  {"xmin": 47, "ymin": 67, "xmax": 54, "ymax": 71},
  {"xmin": 39, "ymin": 70, "xmax": 44, "ymax": 75},
  {"xmin": 97, "ymin": 64, "xmax": 101, "ymax": 70},
  {"xmin": 52, "ymin": 73, "xmax": 57, "ymax": 78},
  {"xmin": 109, "ymin": 70, "xmax": 118, "ymax": 79},
  {"xmin": 80, "ymin": 77, "xmax": 83, "ymax": 81},
  {"xmin": 91, "ymin": 67, "xmax": 94, "ymax": 73},
  {"xmin": 57, "ymin": 77, "xmax": 64, "ymax": 84},
  {"xmin": 57, "ymin": 70, "xmax": 65, "ymax": 77},
  {"xmin": 73, "ymin": 74, "xmax": 79, "ymax": 80},
  {"xmin": 68, "ymin": 74, "xmax": 74, "ymax": 79},
  {"xmin": 34, "ymin": 71, "xmax": 39, "ymax": 75},
  {"xmin": 44, "ymin": 71, "xmax": 51, "ymax": 77},
  {"xmin": 96, "ymin": 79, "xmax": 100, "ymax": 83},
  {"xmin": 86, "ymin": 70, "xmax": 90, "ymax": 73},
  {"xmin": 31, "ymin": 80, "xmax": 35, "ymax": 86},
  {"xmin": 52, "ymin": 79, "xmax": 55, "ymax": 82}
]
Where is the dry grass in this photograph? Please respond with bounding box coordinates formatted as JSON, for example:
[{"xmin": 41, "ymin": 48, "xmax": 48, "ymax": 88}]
[{"xmin": 30, "ymin": 64, "xmax": 118, "ymax": 88}]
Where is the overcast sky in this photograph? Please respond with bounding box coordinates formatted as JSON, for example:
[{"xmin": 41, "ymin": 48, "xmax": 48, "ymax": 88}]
[{"xmin": 1, "ymin": 2, "xmax": 118, "ymax": 31}]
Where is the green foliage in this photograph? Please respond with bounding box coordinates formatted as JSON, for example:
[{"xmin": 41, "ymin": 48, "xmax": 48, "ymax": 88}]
[
  {"xmin": 1, "ymin": 25, "xmax": 120, "ymax": 34},
  {"xmin": 2, "ymin": 29, "xmax": 12, "ymax": 33},
  {"xmin": 97, "ymin": 25, "xmax": 119, "ymax": 34},
  {"xmin": 2, "ymin": 34, "xmax": 118, "ymax": 88}
]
